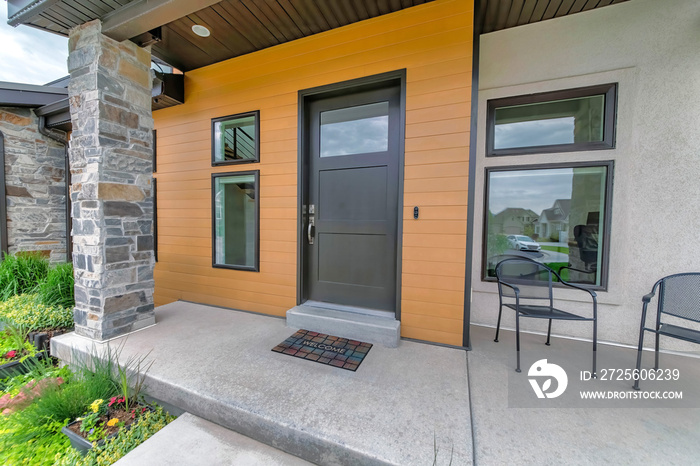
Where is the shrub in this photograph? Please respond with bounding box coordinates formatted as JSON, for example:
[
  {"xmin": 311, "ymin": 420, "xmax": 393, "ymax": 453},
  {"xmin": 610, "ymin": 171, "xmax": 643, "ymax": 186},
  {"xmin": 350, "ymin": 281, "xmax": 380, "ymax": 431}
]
[
  {"xmin": 0, "ymin": 294, "xmax": 73, "ymax": 332},
  {"xmin": 0, "ymin": 252, "xmax": 50, "ymax": 301},
  {"xmin": 35, "ymin": 263, "xmax": 75, "ymax": 309}
]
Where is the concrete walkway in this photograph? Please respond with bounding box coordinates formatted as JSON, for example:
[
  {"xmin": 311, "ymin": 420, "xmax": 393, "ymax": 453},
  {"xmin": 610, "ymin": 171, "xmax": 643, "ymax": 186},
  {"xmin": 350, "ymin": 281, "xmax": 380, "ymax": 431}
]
[
  {"xmin": 52, "ymin": 301, "xmax": 472, "ymax": 465},
  {"xmin": 115, "ymin": 413, "xmax": 314, "ymax": 465}
]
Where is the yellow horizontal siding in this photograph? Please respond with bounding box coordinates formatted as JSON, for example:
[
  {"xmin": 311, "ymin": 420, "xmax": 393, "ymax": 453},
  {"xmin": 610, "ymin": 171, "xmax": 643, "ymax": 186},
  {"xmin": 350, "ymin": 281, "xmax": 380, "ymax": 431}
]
[{"xmin": 154, "ymin": 0, "xmax": 472, "ymax": 344}]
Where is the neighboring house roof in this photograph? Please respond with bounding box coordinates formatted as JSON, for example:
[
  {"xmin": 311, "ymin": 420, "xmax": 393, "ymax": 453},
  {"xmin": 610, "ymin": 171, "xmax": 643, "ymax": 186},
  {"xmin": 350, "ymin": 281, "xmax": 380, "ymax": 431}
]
[
  {"xmin": 493, "ymin": 207, "xmax": 538, "ymax": 221},
  {"xmin": 0, "ymin": 81, "xmax": 67, "ymax": 107},
  {"xmin": 540, "ymin": 199, "xmax": 571, "ymax": 222}
]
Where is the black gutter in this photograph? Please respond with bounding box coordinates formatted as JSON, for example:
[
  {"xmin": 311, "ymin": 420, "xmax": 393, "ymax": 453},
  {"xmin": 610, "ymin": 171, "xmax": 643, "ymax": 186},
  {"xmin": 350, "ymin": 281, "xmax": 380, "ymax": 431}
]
[
  {"xmin": 462, "ymin": 0, "xmax": 483, "ymax": 349},
  {"xmin": 37, "ymin": 116, "xmax": 72, "ymax": 263}
]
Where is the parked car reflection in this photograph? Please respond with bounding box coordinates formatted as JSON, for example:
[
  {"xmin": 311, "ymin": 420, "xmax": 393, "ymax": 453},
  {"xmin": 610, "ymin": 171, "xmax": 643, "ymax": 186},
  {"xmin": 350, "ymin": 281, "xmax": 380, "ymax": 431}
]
[{"xmin": 506, "ymin": 235, "xmax": 541, "ymax": 252}]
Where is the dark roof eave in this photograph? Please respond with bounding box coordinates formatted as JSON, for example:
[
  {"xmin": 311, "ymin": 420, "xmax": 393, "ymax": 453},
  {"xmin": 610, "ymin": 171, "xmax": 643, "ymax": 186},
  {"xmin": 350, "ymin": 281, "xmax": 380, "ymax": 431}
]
[{"xmin": 0, "ymin": 82, "xmax": 68, "ymax": 107}]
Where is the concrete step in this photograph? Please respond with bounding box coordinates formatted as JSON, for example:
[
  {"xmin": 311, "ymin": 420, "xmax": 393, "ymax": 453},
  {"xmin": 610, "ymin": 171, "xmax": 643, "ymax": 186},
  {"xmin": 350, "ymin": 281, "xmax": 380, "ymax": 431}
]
[
  {"xmin": 286, "ymin": 304, "xmax": 400, "ymax": 348},
  {"xmin": 115, "ymin": 413, "xmax": 314, "ymax": 466}
]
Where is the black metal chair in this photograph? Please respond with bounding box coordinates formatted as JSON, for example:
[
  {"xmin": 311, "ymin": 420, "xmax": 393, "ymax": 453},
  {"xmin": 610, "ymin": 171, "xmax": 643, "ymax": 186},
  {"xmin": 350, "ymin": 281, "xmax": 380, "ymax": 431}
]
[
  {"xmin": 494, "ymin": 257, "xmax": 598, "ymax": 375},
  {"xmin": 633, "ymin": 273, "xmax": 700, "ymax": 390}
]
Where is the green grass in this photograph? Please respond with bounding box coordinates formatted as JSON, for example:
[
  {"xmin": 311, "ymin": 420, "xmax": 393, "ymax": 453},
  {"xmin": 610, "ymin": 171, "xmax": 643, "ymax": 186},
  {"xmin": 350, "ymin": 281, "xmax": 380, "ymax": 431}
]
[{"xmin": 540, "ymin": 245, "xmax": 570, "ymax": 255}]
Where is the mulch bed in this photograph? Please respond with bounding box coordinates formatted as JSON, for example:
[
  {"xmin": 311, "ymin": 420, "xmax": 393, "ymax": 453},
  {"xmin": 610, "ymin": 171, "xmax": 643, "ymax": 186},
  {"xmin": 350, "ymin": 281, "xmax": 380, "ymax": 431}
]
[{"xmin": 272, "ymin": 329, "xmax": 372, "ymax": 372}]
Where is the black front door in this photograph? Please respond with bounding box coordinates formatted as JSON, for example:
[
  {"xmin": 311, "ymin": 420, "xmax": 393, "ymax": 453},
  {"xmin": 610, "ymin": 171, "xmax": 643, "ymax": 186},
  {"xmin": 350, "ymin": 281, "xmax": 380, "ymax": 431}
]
[{"xmin": 304, "ymin": 83, "xmax": 401, "ymax": 313}]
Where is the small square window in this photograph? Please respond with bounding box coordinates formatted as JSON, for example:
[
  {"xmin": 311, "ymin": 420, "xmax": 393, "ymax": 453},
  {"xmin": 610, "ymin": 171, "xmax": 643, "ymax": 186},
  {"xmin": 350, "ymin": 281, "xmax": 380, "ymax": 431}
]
[
  {"xmin": 212, "ymin": 171, "xmax": 259, "ymax": 271},
  {"xmin": 212, "ymin": 111, "xmax": 260, "ymax": 165},
  {"xmin": 487, "ymin": 84, "xmax": 616, "ymax": 156}
]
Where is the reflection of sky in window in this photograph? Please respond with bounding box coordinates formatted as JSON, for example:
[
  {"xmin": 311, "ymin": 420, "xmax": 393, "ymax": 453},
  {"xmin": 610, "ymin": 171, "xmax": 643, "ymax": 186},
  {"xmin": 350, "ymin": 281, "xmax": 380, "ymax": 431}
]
[
  {"xmin": 489, "ymin": 168, "xmax": 573, "ymax": 216},
  {"xmin": 494, "ymin": 117, "xmax": 575, "ymax": 149},
  {"xmin": 321, "ymin": 103, "xmax": 389, "ymax": 157}
]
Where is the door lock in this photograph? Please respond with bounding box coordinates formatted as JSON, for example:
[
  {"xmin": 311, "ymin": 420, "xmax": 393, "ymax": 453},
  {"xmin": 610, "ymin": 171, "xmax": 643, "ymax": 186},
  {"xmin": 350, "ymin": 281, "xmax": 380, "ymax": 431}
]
[{"xmin": 308, "ymin": 204, "xmax": 316, "ymax": 245}]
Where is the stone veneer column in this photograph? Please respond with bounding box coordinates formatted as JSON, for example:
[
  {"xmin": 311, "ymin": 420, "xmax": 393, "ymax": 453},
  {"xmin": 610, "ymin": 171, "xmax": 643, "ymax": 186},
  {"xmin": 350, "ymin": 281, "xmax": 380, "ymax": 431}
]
[{"xmin": 67, "ymin": 20, "xmax": 155, "ymax": 340}]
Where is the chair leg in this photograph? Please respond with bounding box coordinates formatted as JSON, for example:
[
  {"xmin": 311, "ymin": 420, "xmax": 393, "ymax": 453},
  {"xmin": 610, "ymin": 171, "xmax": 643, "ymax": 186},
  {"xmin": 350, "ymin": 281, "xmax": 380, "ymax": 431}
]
[
  {"xmin": 545, "ymin": 319, "xmax": 552, "ymax": 346},
  {"xmin": 515, "ymin": 313, "xmax": 521, "ymax": 373},
  {"xmin": 654, "ymin": 333, "xmax": 660, "ymax": 370},
  {"xmin": 494, "ymin": 305, "xmax": 503, "ymax": 343},
  {"xmin": 633, "ymin": 330, "xmax": 646, "ymax": 391},
  {"xmin": 592, "ymin": 318, "xmax": 597, "ymax": 379}
]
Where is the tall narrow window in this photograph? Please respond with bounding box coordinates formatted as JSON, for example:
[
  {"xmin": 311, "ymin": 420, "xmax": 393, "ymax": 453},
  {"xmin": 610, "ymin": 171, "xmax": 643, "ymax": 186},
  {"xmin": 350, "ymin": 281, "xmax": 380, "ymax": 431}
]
[
  {"xmin": 483, "ymin": 162, "xmax": 613, "ymax": 288},
  {"xmin": 487, "ymin": 84, "xmax": 616, "ymax": 156},
  {"xmin": 212, "ymin": 171, "xmax": 259, "ymax": 271},
  {"xmin": 212, "ymin": 111, "xmax": 260, "ymax": 165}
]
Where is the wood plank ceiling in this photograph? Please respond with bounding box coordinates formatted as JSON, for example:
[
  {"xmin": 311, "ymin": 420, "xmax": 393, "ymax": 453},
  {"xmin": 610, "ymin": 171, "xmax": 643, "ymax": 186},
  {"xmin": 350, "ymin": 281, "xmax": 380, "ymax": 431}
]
[
  {"xmin": 478, "ymin": 0, "xmax": 629, "ymax": 34},
  {"xmin": 17, "ymin": 0, "xmax": 628, "ymax": 71}
]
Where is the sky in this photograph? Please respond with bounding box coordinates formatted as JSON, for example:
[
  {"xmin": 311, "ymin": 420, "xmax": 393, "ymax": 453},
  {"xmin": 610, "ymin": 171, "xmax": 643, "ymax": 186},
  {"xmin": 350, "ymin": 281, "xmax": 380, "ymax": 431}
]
[
  {"xmin": 488, "ymin": 168, "xmax": 574, "ymax": 216},
  {"xmin": 0, "ymin": 6, "xmax": 68, "ymax": 85}
]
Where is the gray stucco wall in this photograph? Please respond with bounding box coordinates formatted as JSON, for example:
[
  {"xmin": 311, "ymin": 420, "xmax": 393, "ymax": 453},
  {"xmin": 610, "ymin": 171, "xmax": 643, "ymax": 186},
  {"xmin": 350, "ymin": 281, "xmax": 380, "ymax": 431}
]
[
  {"xmin": 0, "ymin": 107, "xmax": 67, "ymax": 263},
  {"xmin": 472, "ymin": 0, "xmax": 700, "ymax": 350}
]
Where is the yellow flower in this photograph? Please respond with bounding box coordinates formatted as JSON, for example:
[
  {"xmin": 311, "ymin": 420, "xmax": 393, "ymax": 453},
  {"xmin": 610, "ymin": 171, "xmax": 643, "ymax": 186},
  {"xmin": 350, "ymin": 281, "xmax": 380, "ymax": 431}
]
[
  {"xmin": 107, "ymin": 418, "xmax": 119, "ymax": 427},
  {"xmin": 90, "ymin": 399, "xmax": 104, "ymax": 413}
]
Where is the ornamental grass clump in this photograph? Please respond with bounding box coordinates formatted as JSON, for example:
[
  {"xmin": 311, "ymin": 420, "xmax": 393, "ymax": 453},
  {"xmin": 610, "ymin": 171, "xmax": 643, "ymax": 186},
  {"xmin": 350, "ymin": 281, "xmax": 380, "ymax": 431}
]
[
  {"xmin": 0, "ymin": 252, "xmax": 50, "ymax": 301},
  {"xmin": 34, "ymin": 262, "xmax": 75, "ymax": 309}
]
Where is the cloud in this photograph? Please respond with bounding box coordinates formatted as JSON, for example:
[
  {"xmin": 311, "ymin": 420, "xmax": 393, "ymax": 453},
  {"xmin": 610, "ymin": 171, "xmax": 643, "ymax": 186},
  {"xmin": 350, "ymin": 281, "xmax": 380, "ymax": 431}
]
[
  {"xmin": 488, "ymin": 168, "xmax": 574, "ymax": 216},
  {"xmin": 495, "ymin": 117, "xmax": 575, "ymax": 150},
  {"xmin": 0, "ymin": 7, "xmax": 68, "ymax": 84}
]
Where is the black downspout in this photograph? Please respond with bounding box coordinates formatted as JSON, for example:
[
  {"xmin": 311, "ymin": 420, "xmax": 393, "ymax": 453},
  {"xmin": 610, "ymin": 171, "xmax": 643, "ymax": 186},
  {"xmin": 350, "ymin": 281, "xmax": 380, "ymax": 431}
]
[
  {"xmin": 462, "ymin": 0, "xmax": 482, "ymax": 349},
  {"xmin": 0, "ymin": 131, "xmax": 8, "ymax": 257},
  {"xmin": 37, "ymin": 116, "xmax": 72, "ymax": 263}
]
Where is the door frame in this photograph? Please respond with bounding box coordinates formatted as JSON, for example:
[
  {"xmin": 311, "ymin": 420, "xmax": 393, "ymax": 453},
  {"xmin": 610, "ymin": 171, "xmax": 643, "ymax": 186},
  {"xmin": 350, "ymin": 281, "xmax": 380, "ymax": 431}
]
[{"xmin": 296, "ymin": 69, "xmax": 407, "ymax": 319}]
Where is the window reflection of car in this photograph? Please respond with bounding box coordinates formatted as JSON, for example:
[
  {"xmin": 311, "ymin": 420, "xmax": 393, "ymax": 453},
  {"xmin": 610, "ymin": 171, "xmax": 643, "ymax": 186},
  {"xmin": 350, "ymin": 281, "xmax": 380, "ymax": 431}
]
[{"xmin": 507, "ymin": 235, "xmax": 541, "ymax": 251}]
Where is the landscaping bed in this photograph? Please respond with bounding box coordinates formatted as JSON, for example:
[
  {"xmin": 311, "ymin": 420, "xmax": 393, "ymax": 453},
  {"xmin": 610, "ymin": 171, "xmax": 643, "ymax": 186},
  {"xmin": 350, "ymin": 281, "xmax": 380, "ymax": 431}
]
[{"xmin": 0, "ymin": 252, "xmax": 175, "ymax": 465}]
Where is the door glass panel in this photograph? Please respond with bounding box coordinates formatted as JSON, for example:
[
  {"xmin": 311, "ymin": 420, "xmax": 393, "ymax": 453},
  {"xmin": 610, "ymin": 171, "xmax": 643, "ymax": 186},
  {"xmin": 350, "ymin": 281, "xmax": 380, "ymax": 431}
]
[{"xmin": 320, "ymin": 102, "xmax": 389, "ymax": 157}]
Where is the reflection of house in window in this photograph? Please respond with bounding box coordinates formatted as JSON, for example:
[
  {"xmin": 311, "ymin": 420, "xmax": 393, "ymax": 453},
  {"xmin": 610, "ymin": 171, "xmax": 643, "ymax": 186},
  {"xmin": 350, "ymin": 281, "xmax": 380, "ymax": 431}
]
[
  {"xmin": 538, "ymin": 199, "xmax": 570, "ymax": 242},
  {"xmin": 490, "ymin": 207, "xmax": 538, "ymax": 236}
]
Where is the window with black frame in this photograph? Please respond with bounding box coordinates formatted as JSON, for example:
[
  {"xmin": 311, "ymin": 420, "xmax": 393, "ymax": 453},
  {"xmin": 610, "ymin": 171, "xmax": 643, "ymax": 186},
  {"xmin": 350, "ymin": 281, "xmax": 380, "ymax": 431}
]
[
  {"xmin": 212, "ymin": 171, "xmax": 259, "ymax": 271},
  {"xmin": 212, "ymin": 111, "xmax": 260, "ymax": 165},
  {"xmin": 487, "ymin": 84, "xmax": 616, "ymax": 157},
  {"xmin": 483, "ymin": 162, "xmax": 613, "ymax": 288}
]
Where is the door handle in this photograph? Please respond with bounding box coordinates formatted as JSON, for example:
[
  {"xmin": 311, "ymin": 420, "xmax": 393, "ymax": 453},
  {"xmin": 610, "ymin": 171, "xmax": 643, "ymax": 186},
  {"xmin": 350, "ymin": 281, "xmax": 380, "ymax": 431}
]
[{"xmin": 307, "ymin": 217, "xmax": 315, "ymax": 244}]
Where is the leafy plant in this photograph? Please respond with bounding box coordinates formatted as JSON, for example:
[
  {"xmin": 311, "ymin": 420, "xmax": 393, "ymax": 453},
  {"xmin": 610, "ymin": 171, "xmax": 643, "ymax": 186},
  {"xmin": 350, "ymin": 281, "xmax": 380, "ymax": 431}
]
[
  {"xmin": 79, "ymin": 398, "xmax": 109, "ymax": 442},
  {"xmin": 0, "ymin": 412, "xmax": 71, "ymax": 466},
  {"xmin": 0, "ymin": 293, "xmax": 73, "ymax": 332},
  {"xmin": 55, "ymin": 405, "xmax": 175, "ymax": 466},
  {"xmin": 34, "ymin": 262, "xmax": 75, "ymax": 309},
  {"xmin": 0, "ymin": 252, "xmax": 50, "ymax": 301},
  {"xmin": 0, "ymin": 324, "xmax": 37, "ymax": 365}
]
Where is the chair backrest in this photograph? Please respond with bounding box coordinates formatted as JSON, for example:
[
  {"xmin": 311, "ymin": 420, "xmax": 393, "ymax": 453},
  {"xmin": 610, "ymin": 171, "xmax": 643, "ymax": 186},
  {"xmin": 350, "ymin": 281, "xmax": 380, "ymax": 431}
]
[
  {"xmin": 658, "ymin": 273, "xmax": 700, "ymax": 323},
  {"xmin": 495, "ymin": 258, "xmax": 554, "ymax": 300}
]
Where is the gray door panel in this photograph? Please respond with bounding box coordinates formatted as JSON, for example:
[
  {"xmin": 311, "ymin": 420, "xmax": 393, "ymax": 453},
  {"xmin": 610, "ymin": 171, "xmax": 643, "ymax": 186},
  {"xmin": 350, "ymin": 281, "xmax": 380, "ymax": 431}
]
[{"xmin": 304, "ymin": 85, "xmax": 400, "ymax": 312}]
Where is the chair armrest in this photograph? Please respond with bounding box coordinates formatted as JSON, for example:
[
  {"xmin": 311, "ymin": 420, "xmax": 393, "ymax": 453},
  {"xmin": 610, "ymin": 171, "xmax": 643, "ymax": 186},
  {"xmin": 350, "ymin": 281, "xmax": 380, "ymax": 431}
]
[
  {"xmin": 497, "ymin": 280, "xmax": 520, "ymax": 295},
  {"xmin": 642, "ymin": 292, "xmax": 655, "ymax": 303},
  {"xmin": 559, "ymin": 279, "xmax": 597, "ymax": 300}
]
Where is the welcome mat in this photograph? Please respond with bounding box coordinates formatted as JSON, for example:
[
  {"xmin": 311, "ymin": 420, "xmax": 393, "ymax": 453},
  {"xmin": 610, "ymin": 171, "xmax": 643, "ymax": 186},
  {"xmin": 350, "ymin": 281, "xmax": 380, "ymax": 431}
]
[{"xmin": 272, "ymin": 329, "xmax": 372, "ymax": 371}]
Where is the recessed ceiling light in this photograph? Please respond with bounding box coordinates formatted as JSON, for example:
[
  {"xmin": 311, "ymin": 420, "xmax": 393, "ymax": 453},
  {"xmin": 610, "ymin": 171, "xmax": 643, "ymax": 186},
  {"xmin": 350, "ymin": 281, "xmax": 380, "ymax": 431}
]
[{"xmin": 192, "ymin": 25, "xmax": 210, "ymax": 37}]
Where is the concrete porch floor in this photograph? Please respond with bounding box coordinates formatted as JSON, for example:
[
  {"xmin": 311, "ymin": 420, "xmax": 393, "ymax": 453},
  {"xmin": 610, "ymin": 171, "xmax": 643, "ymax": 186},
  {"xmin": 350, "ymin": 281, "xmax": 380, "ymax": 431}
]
[{"xmin": 51, "ymin": 301, "xmax": 700, "ymax": 465}]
